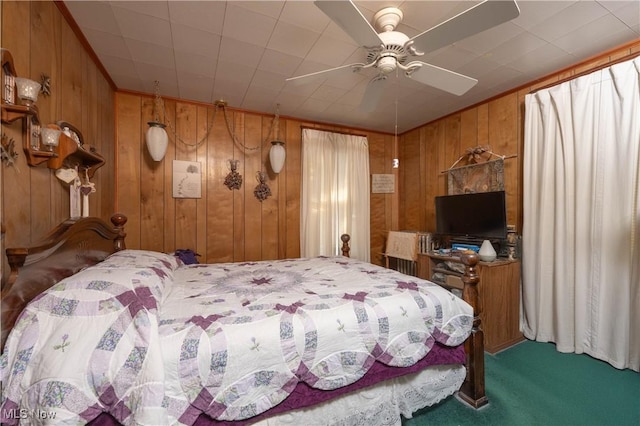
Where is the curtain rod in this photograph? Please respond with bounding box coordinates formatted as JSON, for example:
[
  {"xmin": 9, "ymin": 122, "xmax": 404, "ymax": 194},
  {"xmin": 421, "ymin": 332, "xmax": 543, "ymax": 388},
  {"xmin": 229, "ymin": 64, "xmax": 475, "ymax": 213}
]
[
  {"xmin": 529, "ymin": 50, "xmax": 640, "ymax": 94},
  {"xmin": 300, "ymin": 125, "xmax": 368, "ymax": 138}
]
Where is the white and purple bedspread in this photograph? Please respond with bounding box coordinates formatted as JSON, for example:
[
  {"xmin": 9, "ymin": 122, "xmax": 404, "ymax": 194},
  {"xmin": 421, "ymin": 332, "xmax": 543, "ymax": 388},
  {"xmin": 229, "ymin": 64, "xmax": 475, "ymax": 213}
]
[{"xmin": 0, "ymin": 250, "xmax": 472, "ymax": 425}]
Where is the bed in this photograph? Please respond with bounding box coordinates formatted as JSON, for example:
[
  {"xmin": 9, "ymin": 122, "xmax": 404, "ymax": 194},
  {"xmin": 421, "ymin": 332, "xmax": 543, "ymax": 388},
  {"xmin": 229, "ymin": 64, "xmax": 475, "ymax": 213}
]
[{"xmin": 0, "ymin": 215, "xmax": 486, "ymax": 425}]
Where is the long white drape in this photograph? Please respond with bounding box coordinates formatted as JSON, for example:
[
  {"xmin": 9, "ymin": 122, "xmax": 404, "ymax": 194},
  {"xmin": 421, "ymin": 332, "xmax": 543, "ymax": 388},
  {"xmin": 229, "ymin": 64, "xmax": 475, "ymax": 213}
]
[
  {"xmin": 522, "ymin": 57, "xmax": 640, "ymax": 371},
  {"xmin": 301, "ymin": 129, "xmax": 370, "ymax": 261}
]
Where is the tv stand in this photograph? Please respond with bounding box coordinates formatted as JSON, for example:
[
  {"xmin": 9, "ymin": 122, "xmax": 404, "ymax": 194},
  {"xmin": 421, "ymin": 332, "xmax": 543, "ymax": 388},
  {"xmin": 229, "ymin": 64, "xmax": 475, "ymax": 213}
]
[{"xmin": 418, "ymin": 253, "xmax": 523, "ymax": 353}]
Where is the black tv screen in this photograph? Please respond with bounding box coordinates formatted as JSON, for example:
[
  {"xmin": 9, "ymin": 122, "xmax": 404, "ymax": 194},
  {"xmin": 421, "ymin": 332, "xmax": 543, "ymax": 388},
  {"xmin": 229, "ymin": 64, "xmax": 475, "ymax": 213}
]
[{"xmin": 435, "ymin": 191, "xmax": 507, "ymax": 239}]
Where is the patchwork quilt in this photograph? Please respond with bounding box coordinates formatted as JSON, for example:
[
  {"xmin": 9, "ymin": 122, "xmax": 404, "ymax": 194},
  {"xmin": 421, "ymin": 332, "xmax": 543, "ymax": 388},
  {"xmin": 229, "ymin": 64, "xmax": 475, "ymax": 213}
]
[{"xmin": 0, "ymin": 251, "xmax": 473, "ymax": 425}]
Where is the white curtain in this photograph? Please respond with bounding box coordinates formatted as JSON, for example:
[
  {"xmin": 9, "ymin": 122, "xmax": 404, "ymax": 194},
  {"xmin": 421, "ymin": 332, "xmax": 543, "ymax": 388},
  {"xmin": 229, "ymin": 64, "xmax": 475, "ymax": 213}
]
[
  {"xmin": 522, "ymin": 56, "xmax": 640, "ymax": 371},
  {"xmin": 301, "ymin": 129, "xmax": 370, "ymax": 261}
]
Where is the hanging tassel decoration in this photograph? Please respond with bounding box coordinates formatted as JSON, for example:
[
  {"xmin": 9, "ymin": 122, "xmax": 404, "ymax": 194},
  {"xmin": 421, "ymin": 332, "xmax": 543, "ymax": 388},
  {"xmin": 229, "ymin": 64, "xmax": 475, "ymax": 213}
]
[
  {"xmin": 224, "ymin": 159, "xmax": 243, "ymax": 190},
  {"xmin": 253, "ymin": 171, "xmax": 271, "ymax": 202}
]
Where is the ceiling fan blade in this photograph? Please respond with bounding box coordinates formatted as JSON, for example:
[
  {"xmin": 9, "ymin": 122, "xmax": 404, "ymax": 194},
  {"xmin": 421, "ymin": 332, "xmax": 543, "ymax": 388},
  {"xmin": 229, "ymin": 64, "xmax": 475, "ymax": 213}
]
[
  {"xmin": 407, "ymin": 62, "xmax": 477, "ymax": 96},
  {"xmin": 314, "ymin": 0, "xmax": 383, "ymax": 48},
  {"xmin": 358, "ymin": 75, "xmax": 387, "ymax": 113},
  {"xmin": 286, "ymin": 62, "xmax": 367, "ymax": 86},
  {"xmin": 408, "ymin": 0, "xmax": 520, "ymax": 54}
]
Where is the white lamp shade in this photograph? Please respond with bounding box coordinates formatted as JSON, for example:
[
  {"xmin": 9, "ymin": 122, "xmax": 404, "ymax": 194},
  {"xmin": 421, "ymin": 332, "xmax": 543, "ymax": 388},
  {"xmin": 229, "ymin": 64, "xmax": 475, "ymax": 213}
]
[
  {"xmin": 14, "ymin": 77, "xmax": 41, "ymax": 104},
  {"xmin": 270, "ymin": 140, "xmax": 286, "ymax": 173},
  {"xmin": 40, "ymin": 127, "xmax": 62, "ymax": 147},
  {"xmin": 146, "ymin": 121, "xmax": 168, "ymax": 161}
]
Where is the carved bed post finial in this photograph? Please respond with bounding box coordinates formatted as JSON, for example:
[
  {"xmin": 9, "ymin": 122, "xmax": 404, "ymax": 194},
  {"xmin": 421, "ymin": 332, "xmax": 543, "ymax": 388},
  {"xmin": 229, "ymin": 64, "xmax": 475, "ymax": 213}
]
[
  {"xmin": 111, "ymin": 213, "xmax": 128, "ymax": 251},
  {"xmin": 457, "ymin": 251, "xmax": 488, "ymax": 409},
  {"xmin": 341, "ymin": 234, "xmax": 351, "ymax": 257}
]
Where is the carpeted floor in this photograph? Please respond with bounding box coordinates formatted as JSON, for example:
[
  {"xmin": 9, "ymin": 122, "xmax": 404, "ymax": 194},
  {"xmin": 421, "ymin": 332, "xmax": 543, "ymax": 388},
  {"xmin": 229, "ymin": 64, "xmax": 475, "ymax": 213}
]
[{"xmin": 404, "ymin": 340, "xmax": 639, "ymax": 426}]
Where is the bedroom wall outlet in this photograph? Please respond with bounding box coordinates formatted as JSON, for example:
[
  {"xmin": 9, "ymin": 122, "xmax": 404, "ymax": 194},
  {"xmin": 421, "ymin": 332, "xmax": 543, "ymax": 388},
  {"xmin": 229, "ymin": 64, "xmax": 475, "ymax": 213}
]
[{"xmin": 392, "ymin": 158, "xmax": 399, "ymax": 168}]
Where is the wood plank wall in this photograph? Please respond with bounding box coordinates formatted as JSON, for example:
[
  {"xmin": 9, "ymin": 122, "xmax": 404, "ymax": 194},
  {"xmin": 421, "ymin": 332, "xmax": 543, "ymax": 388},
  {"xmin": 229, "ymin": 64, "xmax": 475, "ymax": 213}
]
[
  {"xmin": 399, "ymin": 39, "xmax": 640, "ymax": 234},
  {"xmin": 1, "ymin": 1, "xmax": 115, "ymax": 281},
  {"xmin": 115, "ymin": 93, "xmax": 398, "ymax": 265}
]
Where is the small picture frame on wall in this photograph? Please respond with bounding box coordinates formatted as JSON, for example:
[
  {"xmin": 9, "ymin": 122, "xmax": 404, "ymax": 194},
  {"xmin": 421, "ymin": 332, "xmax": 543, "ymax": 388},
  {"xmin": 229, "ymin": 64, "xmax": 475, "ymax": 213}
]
[{"xmin": 173, "ymin": 160, "xmax": 202, "ymax": 199}]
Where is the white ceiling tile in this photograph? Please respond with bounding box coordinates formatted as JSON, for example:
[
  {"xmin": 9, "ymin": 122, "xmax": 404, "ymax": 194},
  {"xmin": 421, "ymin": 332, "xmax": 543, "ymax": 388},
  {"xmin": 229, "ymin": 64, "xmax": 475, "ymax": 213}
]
[
  {"xmin": 511, "ymin": 1, "xmax": 575, "ymax": 30},
  {"xmin": 454, "ymin": 22, "xmax": 525, "ymax": 56},
  {"xmin": 171, "ymin": 24, "xmax": 221, "ymax": 59},
  {"xmin": 395, "ymin": 1, "xmax": 471, "ymax": 35},
  {"xmin": 233, "ymin": 1, "xmax": 285, "ymax": 19},
  {"xmin": 484, "ymin": 31, "xmax": 547, "ymax": 66},
  {"xmin": 507, "ymin": 43, "xmax": 573, "ymax": 76},
  {"xmin": 257, "ymin": 49, "xmax": 304, "ymax": 77},
  {"xmin": 267, "ymin": 20, "xmax": 322, "ymax": 58},
  {"xmin": 111, "ymin": 1, "xmax": 169, "ymax": 20},
  {"xmin": 98, "ymin": 55, "xmax": 138, "ymax": 78},
  {"xmin": 174, "ymin": 51, "xmax": 217, "ymax": 76},
  {"xmin": 250, "ymin": 69, "xmax": 288, "ymax": 93},
  {"xmin": 424, "ymin": 45, "xmax": 480, "ymax": 72},
  {"xmin": 222, "ymin": 4, "xmax": 277, "ymax": 48},
  {"xmin": 527, "ymin": 1, "xmax": 610, "ymax": 42},
  {"xmin": 310, "ymin": 84, "xmax": 348, "ymax": 103},
  {"xmin": 82, "ymin": 29, "xmax": 131, "ymax": 60},
  {"xmin": 603, "ymin": 1, "xmax": 640, "ymax": 29},
  {"xmin": 64, "ymin": 1, "xmax": 120, "ymax": 34},
  {"xmin": 280, "ymin": 1, "xmax": 331, "ymax": 33},
  {"xmin": 553, "ymin": 14, "xmax": 638, "ymax": 57},
  {"xmin": 177, "ymin": 72, "xmax": 214, "ymax": 101},
  {"xmin": 112, "ymin": 6, "xmax": 173, "ymax": 48},
  {"xmin": 306, "ymin": 35, "xmax": 361, "ymax": 68},
  {"xmin": 219, "ymin": 38, "xmax": 265, "ymax": 69},
  {"xmin": 134, "ymin": 63, "xmax": 178, "ymax": 95},
  {"xmin": 167, "ymin": 1, "xmax": 226, "ymax": 34},
  {"xmin": 125, "ymin": 39, "xmax": 176, "ymax": 69}
]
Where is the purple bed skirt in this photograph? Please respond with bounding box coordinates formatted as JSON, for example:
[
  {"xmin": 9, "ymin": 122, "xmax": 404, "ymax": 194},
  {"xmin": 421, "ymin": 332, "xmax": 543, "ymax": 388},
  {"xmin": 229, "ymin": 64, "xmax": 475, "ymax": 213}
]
[{"xmin": 89, "ymin": 343, "xmax": 465, "ymax": 426}]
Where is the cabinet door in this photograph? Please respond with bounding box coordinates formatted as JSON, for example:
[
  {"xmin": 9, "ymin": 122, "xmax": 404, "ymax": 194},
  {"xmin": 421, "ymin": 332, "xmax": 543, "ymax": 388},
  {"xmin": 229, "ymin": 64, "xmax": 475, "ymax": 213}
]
[{"xmin": 479, "ymin": 261, "xmax": 523, "ymax": 353}]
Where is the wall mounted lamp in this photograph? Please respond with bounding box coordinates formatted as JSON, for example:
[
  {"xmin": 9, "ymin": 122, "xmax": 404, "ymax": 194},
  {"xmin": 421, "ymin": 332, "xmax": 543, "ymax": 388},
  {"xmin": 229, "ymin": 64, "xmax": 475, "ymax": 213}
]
[
  {"xmin": 269, "ymin": 104, "xmax": 286, "ymax": 174},
  {"xmin": 146, "ymin": 81, "xmax": 169, "ymax": 161}
]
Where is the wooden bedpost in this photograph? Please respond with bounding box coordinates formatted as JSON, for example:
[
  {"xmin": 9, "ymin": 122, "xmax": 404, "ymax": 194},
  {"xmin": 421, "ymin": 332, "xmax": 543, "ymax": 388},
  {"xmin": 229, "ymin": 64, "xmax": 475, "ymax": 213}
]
[
  {"xmin": 111, "ymin": 213, "xmax": 128, "ymax": 251},
  {"xmin": 340, "ymin": 234, "xmax": 350, "ymax": 257},
  {"xmin": 457, "ymin": 252, "xmax": 488, "ymax": 408}
]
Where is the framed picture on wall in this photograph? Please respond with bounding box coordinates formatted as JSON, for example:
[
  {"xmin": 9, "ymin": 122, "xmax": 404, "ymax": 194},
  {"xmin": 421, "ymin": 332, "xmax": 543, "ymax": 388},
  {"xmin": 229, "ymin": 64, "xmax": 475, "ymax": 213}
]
[{"xmin": 173, "ymin": 160, "xmax": 202, "ymax": 198}]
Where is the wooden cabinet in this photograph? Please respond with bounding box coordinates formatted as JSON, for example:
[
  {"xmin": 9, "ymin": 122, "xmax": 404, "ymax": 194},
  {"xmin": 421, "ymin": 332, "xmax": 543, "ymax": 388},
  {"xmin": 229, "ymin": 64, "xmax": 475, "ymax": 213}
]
[{"xmin": 419, "ymin": 253, "xmax": 523, "ymax": 353}]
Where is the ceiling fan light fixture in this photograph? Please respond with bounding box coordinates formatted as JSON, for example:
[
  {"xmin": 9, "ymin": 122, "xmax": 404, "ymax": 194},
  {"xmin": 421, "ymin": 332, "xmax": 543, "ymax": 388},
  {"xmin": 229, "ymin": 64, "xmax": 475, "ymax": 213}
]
[{"xmin": 378, "ymin": 56, "xmax": 397, "ymax": 74}]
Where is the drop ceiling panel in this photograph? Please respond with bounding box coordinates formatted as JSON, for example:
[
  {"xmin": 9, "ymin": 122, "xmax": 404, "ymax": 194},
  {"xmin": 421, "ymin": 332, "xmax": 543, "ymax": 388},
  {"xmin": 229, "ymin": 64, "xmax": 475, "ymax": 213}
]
[{"xmin": 62, "ymin": 0, "xmax": 640, "ymax": 133}]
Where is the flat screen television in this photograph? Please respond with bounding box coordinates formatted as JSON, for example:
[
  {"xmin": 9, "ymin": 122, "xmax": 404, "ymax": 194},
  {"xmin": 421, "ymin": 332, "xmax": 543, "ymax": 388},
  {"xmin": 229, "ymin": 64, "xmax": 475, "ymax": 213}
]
[{"xmin": 435, "ymin": 190, "xmax": 507, "ymax": 239}]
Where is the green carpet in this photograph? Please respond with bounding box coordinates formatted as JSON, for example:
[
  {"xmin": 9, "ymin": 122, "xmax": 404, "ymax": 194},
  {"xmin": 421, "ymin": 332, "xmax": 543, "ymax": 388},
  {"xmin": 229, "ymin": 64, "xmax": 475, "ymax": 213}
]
[{"xmin": 404, "ymin": 340, "xmax": 639, "ymax": 426}]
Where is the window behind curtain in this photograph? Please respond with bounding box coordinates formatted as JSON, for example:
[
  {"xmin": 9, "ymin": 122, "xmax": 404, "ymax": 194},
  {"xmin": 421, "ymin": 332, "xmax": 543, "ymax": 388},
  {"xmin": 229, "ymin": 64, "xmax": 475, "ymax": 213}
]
[{"xmin": 301, "ymin": 129, "xmax": 370, "ymax": 261}]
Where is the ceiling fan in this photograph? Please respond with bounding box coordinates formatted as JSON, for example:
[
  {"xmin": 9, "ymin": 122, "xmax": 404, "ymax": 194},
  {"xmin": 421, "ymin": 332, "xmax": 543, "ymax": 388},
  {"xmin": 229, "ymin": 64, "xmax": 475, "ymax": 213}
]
[{"xmin": 286, "ymin": 0, "xmax": 520, "ymax": 112}]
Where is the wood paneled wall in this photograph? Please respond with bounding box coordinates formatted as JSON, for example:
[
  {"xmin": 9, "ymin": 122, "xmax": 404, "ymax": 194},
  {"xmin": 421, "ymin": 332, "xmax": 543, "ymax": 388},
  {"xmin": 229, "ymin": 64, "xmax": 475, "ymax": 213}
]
[
  {"xmin": 399, "ymin": 40, "xmax": 640, "ymax": 234},
  {"xmin": 115, "ymin": 93, "xmax": 398, "ymax": 265},
  {"xmin": 1, "ymin": 1, "xmax": 115, "ymax": 281}
]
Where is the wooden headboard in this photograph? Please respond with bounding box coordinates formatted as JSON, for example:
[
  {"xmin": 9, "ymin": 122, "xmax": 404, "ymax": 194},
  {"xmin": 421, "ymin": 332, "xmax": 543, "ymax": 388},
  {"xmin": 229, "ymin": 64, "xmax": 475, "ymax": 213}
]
[{"xmin": 1, "ymin": 214, "xmax": 127, "ymax": 351}]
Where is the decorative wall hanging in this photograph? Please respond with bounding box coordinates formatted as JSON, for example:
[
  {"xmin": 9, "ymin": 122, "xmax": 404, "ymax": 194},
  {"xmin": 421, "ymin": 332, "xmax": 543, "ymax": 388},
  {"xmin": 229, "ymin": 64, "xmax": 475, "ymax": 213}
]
[
  {"xmin": 80, "ymin": 168, "xmax": 96, "ymax": 217},
  {"xmin": 448, "ymin": 158, "xmax": 504, "ymax": 194},
  {"xmin": 444, "ymin": 145, "xmax": 515, "ymax": 195},
  {"xmin": 40, "ymin": 74, "xmax": 51, "ymax": 97},
  {"xmin": 1, "ymin": 133, "xmax": 18, "ymax": 168},
  {"xmin": 253, "ymin": 171, "xmax": 271, "ymax": 202},
  {"xmin": 173, "ymin": 160, "xmax": 202, "ymax": 198},
  {"xmin": 224, "ymin": 159, "xmax": 243, "ymax": 190}
]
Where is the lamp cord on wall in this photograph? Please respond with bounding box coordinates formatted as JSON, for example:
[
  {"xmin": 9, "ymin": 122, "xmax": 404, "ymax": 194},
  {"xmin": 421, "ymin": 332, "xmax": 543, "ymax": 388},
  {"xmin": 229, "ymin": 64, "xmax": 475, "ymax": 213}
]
[{"xmin": 152, "ymin": 81, "xmax": 279, "ymax": 153}]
